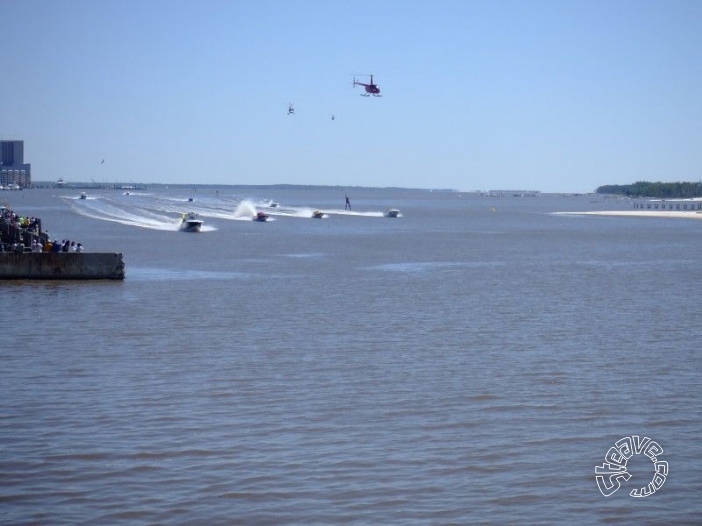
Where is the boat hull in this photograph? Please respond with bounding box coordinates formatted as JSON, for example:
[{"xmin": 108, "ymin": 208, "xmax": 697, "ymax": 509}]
[{"xmin": 180, "ymin": 221, "xmax": 202, "ymax": 232}]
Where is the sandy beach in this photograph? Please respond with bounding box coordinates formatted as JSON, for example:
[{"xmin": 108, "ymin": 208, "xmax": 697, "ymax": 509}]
[{"xmin": 554, "ymin": 210, "xmax": 702, "ymax": 220}]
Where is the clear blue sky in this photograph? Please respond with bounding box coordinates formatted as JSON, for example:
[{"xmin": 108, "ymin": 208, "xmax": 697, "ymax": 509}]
[{"xmin": 3, "ymin": 0, "xmax": 701, "ymax": 192}]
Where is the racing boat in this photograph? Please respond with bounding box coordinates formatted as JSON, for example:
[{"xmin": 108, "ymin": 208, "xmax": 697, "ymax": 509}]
[
  {"xmin": 254, "ymin": 211, "xmax": 269, "ymax": 222},
  {"xmin": 311, "ymin": 210, "xmax": 324, "ymax": 218},
  {"xmin": 384, "ymin": 208, "xmax": 400, "ymax": 217},
  {"xmin": 180, "ymin": 212, "xmax": 203, "ymax": 232}
]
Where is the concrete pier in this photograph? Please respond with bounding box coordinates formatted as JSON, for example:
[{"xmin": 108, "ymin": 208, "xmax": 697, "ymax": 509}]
[{"xmin": 0, "ymin": 252, "xmax": 125, "ymax": 280}]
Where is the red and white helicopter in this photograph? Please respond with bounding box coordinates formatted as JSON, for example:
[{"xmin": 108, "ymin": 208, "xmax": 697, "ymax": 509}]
[{"xmin": 353, "ymin": 74, "xmax": 381, "ymax": 97}]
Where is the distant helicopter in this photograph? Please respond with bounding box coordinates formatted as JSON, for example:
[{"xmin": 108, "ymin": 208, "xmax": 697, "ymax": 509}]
[
  {"xmin": 288, "ymin": 103, "xmax": 295, "ymax": 115},
  {"xmin": 353, "ymin": 74, "xmax": 381, "ymax": 97}
]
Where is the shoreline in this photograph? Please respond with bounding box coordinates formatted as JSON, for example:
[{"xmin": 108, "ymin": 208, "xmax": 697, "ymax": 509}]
[{"xmin": 553, "ymin": 210, "xmax": 702, "ymax": 220}]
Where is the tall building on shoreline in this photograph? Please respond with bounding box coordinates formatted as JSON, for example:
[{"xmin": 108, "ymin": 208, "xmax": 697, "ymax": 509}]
[{"xmin": 0, "ymin": 140, "xmax": 32, "ymax": 188}]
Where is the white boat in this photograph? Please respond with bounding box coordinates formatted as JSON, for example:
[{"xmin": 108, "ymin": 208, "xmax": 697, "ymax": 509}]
[
  {"xmin": 384, "ymin": 208, "xmax": 400, "ymax": 217},
  {"xmin": 80, "ymin": 192, "xmax": 87, "ymax": 200},
  {"xmin": 180, "ymin": 212, "xmax": 203, "ymax": 232}
]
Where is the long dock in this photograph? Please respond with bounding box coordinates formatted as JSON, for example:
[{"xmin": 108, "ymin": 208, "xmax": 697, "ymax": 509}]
[{"xmin": 0, "ymin": 252, "xmax": 125, "ymax": 280}]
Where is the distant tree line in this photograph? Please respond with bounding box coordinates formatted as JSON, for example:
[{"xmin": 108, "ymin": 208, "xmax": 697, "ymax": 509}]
[{"xmin": 596, "ymin": 181, "xmax": 702, "ymax": 198}]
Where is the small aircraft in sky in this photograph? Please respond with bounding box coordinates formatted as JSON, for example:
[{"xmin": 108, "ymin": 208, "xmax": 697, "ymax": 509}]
[
  {"xmin": 353, "ymin": 74, "xmax": 381, "ymax": 97},
  {"xmin": 288, "ymin": 103, "xmax": 295, "ymax": 115}
]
